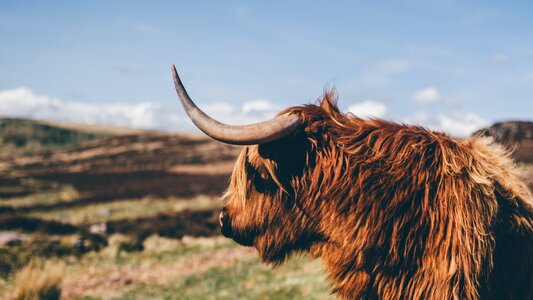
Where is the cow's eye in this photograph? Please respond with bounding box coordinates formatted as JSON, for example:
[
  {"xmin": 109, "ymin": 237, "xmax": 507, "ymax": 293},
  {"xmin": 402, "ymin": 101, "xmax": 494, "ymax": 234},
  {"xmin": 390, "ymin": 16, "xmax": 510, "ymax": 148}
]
[{"xmin": 251, "ymin": 169, "xmax": 277, "ymax": 194}]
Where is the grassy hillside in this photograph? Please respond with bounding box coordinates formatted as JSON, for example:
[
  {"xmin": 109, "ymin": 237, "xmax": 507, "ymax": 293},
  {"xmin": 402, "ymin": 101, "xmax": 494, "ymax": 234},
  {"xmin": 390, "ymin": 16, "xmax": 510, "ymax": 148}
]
[
  {"xmin": 473, "ymin": 121, "xmax": 533, "ymax": 190},
  {"xmin": 0, "ymin": 117, "xmax": 329, "ymax": 298},
  {"xmin": 473, "ymin": 120, "xmax": 533, "ymax": 163},
  {"xmin": 0, "ymin": 118, "xmax": 108, "ymax": 158}
]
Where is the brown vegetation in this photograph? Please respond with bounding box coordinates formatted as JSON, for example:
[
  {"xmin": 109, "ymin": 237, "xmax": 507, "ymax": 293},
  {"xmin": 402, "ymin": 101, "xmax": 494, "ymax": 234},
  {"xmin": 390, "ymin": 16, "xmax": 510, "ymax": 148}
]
[
  {"xmin": 14, "ymin": 259, "xmax": 64, "ymax": 300},
  {"xmin": 60, "ymin": 241, "xmax": 255, "ymax": 299},
  {"xmin": 0, "ymin": 126, "xmax": 239, "ymax": 284},
  {"xmin": 474, "ymin": 121, "xmax": 533, "ymax": 163}
]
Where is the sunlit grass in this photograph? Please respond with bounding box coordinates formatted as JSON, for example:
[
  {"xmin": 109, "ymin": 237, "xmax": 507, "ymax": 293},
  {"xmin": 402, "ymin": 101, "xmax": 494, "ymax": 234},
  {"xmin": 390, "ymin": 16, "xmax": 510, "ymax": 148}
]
[
  {"xmin": 0, "ymin": 185, "xmax": 26, "ymax": 195},
  {"xmin": 118, "ymin": 254, "xmax": 331, "ymax": 300},
  {"xmin": 0, "ymin": 278, "xmax": 11, "ymax": 298},
  {"xmin": 0, "ymin": 172, "xmax": 332, "ymax": 299},
  {"xmin": 75, "ymin": 235, "xmax": 237, "ymax": 268},
  {"xmin": 28, "ymin": 195, "xmax": 222, "ymax": 225},
  {"xmin": 13, "ymin": 235, "xmax": 329, "ymax": 300},
  {"xmin": 14, "ymin": 259, "xmax": 64, "ymax": 300},
  {"xmin": 0, "ymin": 185, "xmax": 78, "ymax": 208}
]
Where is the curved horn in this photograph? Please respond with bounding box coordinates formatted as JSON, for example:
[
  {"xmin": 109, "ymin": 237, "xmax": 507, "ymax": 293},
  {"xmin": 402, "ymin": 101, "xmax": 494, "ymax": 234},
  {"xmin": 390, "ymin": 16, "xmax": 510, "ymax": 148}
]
[{"xmin": 171, "ymin": 65, "xmax": 301, "ymax": 145}]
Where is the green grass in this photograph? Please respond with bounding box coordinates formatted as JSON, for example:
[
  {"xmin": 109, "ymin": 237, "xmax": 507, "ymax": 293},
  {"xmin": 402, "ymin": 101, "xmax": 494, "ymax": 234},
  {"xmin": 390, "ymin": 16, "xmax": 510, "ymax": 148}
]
[
  {"xmin": 0, "ymin": 173, "xmax": 332, "ymax": 300},
  {"xmin": 1, "ymin": 234, "xmax": 332, "ymax": 299},
  {"xmin": 0, "ymin": 186, "xmax": 26, "ymax": 194},
  {"xmin": 118, "ymin": 255, "xmax": 331, "ymax": 300},
  {"xmin": 0, "ymin": 119, "xmax": 334, "ymax": 300},
  {"xmin": 0, "ymin": 277, "xmax": 10, "ymax": 296},
  {"xmin": 76, "ymin": 236, "xmax": 236, "ymax": 268},
  {"xmin": 29, "ymin": 195, "xmax": 221, "ymax": 225},
  {"xmin": 0, "ymin": 184, "xmax": 77, "ymax": 207},
  {"xmin": 0, "ymin": 118, "xmax": 107, "ymax": 158}
]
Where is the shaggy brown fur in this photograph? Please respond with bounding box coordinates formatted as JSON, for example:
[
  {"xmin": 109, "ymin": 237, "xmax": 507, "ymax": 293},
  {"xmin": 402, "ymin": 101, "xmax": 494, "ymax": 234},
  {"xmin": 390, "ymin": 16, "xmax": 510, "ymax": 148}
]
[{"xmin": 222, "ymin": 92, "xmax": 533, "ymax": 299}]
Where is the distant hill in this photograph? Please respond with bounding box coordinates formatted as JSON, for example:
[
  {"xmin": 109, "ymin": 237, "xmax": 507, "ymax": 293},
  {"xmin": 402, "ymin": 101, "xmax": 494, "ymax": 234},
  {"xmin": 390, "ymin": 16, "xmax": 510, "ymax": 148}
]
[
  {"xmin": 0, "ymin": 118, "xmax": 241, "ymax": 200},
  {"xmin": 0, "ymin": 118, "xmax": 109, "ymax": 158},
  {"xmin": 473, "ymin": 121, "xmax": 533, "ymax": 163}
]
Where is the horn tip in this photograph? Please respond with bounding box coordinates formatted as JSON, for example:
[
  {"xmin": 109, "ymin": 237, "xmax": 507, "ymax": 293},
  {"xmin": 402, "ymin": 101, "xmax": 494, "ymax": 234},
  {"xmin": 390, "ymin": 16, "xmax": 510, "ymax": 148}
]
[{"xmin": 171, "ymin": 64, "xmax": 180, "ymax": 85}]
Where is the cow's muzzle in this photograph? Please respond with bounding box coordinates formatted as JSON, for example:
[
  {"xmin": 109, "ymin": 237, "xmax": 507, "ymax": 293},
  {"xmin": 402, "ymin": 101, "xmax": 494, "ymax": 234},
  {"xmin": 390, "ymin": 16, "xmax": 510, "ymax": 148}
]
[{"xmin": 219, "ymin": 207, "xmax": 233, "ymax": 238}]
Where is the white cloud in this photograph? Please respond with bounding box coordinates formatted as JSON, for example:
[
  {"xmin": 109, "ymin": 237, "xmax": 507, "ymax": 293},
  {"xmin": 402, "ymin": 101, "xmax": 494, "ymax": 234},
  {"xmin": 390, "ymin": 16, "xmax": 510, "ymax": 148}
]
[
  {"xmin": 0, "ymin": 87, "xmax": 181, "ymax": 130},
  {"xmin": 404, "ymin": 110, "xmax": 488, "ymax": 137},
  {"xmin": 203, "ymin": 102, "xmax": 235, "ymax": 115},
  {"xmin": 0, "ymin": 87, "xmax": 490, "ymax": 137},
  {"xmin": 199, "ymin": 99, "xmax": 280, "ymax": 126},
  {"xmin": 347, "ymin": 100, "xmax": 387, "ymax": 118},
  {"xmin": 0, "ymin": 87, "xmax": 281, "ymax": 131},
  {"xmin": 436, "ymin": 112, "xmax": 489, "ymax": 136},
  {"xmin": 242, "ymin": 99, "xmax": 277, "ymax": 115},
  {"xmin": 412, "ymin": 87, "xmax": 441, "ymax": 104}
]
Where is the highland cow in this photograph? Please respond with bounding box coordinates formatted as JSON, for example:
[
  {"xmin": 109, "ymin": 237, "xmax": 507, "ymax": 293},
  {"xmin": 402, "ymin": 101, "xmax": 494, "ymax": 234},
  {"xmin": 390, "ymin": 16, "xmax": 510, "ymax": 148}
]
[{"xmin": 171, "ymin": 65, "xmax": 533, "ymax": 299}]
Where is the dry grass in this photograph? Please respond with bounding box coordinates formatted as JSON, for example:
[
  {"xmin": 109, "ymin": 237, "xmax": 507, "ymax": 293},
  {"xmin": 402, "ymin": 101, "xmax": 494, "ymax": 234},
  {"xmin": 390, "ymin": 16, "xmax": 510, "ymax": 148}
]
[
  {"xmin": 14, "ymin": 259, "xmax": 64, "ymax": 300},
  {"xmin": 41, "ymin": 120, "xmax": 147, "ymax": 136},
  {"xmin": 167, "ymin": 161, "xmax": 236, "ymax": 175},
  {"xmin": 0, "ymin": 185, "xmax": 78, "ymax": 208},
  {"xmin": 29, "ymin": 195, "xmax": 221, "ymax": 225},
  {"xmin": 0, "ymin": 235, "xmax": 330, "ymax": 300},
  {"xmin": 58, "ymin": 236, "xmax": 254, "ymax": 299}
]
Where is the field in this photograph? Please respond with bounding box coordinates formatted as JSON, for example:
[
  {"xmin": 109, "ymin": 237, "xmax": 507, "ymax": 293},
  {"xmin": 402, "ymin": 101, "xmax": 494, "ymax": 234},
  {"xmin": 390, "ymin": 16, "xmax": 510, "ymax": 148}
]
[
  {"xmin": 0, "ymin": 119, "xmax": 331, "ymax": 299},
  {"xmin": 0, "ymin": 118, "xmax": 531, "ymax": 299}
]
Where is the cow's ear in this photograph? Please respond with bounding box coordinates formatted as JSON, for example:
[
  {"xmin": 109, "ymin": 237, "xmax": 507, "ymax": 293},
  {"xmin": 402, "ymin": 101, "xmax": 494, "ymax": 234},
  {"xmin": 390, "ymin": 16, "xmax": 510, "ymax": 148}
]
[{"xmin": 263, "ymin": 133, "xmax": 311, "ymax": 183}]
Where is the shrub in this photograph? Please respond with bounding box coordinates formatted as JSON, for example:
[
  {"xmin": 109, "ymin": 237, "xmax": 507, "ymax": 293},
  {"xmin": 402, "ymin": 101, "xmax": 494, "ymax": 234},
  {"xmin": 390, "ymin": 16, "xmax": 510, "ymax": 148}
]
[
  {"xmin": 0, "ymin": 239, "xmax": 75, "ymax": 278},
  {"xmin": 14, "ymin": 259, "xmax": 64, "ymax": 300}
]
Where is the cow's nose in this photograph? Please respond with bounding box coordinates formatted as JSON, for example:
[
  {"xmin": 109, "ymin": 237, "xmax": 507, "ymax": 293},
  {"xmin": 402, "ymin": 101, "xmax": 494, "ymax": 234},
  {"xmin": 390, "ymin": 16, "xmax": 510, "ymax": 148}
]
[
  {"xmin": 219, "ymin": 208, "xmax": 233, "ymax": 238},
  {"xmin": 219, "ymin": 208, "xmax": 230, "ymax": 227}
]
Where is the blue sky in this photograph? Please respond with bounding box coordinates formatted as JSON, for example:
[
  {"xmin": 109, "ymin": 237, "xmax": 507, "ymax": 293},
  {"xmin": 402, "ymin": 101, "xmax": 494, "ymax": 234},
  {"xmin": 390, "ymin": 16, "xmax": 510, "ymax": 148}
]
[{"xmin": 1, "ymin": 1, "xmax": 532, "ymax": 135}]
